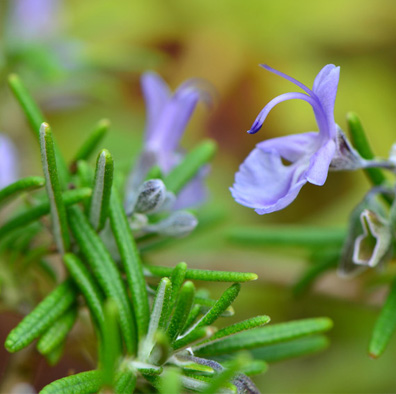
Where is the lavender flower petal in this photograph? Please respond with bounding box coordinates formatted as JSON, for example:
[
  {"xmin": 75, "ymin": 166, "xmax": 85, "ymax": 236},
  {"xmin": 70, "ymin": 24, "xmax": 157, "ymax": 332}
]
[{"xmin": 0, "ymin": 134, "xmax": 18, "ymax": 188}]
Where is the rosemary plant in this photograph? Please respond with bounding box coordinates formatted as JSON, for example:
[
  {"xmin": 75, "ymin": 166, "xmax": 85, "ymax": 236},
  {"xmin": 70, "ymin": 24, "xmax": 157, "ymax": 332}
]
[{"xmin": 2, "ymin": 74, "xmax": 333, "ymax": 393}]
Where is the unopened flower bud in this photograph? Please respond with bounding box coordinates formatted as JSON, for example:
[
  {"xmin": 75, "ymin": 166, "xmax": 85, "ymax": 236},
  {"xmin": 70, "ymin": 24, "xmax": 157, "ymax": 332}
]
[
  {"xmin": 146, "ymin": 211, "xmax": 198, "ymax": 237},
  {"xmin": 134, "ymin": 179, "xmax": 166, "ymax": 214}
]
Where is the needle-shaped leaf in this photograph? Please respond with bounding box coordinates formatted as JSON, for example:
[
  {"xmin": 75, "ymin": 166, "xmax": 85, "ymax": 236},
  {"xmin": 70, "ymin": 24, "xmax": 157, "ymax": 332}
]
[
  {"xmin": 167, "ymin": 281, "xmax": 195, "ymax": 342},
  {"xmin": 0, "ymin": 176, "xmax": 44, "ymax": 207},
  {"xmin": 182, "ymin": 304, "xmax": 201, "ymax": 333},
  {"xmin": 37, "ymin": 306, "xmax": 78, "ymax": 355},
  {"xmin": 228, "ymin": 226, "xmax": 346, "ymax": 249},
  {"xmin": 369, "ymin": 278, "xmax": 396, "ymax": 358},
  {"xmin": 347, "ymin": 112, "xmax": 389, "ymax": 192},
  {"xmin": 63, "ymin": 253, "xmax": 105, "ymax": 328},
  {"xmin": 8, "ymin": 74, "xmax": 68, "ymax": 186},
  {"xmin": 89, "ymin": 149, "xmax": 113, "ymax": 231},
  {"xmin": 195, "ymin": 315, "xmax": 271, "ymax": 349},
  {"xmin": 114, "ymin": 365, "xmax": 137, "ymax": 394},
  {"xmin": 140, "ymin": 277, "xmax": 172, "ymax": 361},
  {"xmin": 45, "ymin": 341, "xmax": 65, "ymax": 366},
  {"xmin": 100, "ymin": 300, "xmax": 121, "ymax": 389},
  {"xmin": 172, "ymin": 327, "xmax": 212, "ymax": 351},
  {"xmin": 226, "ymin": 359, "xmax": 268, "ymax": 376},
  {"xmin": 194, "ymin": 317, "xmax": 333, "ymax": 357},
  {"xmin": 39, "ymin": 123, "xmax": 69, "ymax": 254},
  {"xmin": 0, "ymin": 188, "xmax": 91, "ymax": 240},
  {"xmin": 71, "ymin": 119, "xmax": 110, "ymax": 168},
  {"xmin": 176, "ymin": 284, "xmax": 240, "ymax": 348},
  {"xmin": 109, "ymin": 190, "xmax": 149, "ymax": 342},
  {"xmin": 159, "ymin": 368, "xmax": 182, "ymax": 394},
  {"xmin": 250, "ymin": 335, "xmax": 330, "ymax": 362},
  {"xmin": 68, "ymin": 205, "xmax": 136, "ymax": 354},
  {"xmin": 145, "ymin": 264, "xmax": 257, "ymax": 283},
  {"xmin": 163, "ymin": 139, "xmax": 217, "ymax": 194},
  {"xmin": 170, "ymin": 262, "xmax": 187, "ymax": 308},
  {"xmin": 5, "ymin": 279, "xmax": 77, "ymax": 352},
  {"xmin": 40, "ymin": 370, "xmax": 103, "ymax": 394}
]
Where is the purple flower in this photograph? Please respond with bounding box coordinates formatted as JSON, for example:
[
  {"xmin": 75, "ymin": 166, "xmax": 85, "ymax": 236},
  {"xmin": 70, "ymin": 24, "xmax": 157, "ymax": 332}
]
[
  {"xmin": 0, "ymin": 134, "xmax": 18, "ymax": 188},
  {"xmin": 231, "ymin": 64, "xmax": 340, "ymax": 214},
  {"xmin": 140, "ymin": 72, "xmax": 211, "ymax": 209}
]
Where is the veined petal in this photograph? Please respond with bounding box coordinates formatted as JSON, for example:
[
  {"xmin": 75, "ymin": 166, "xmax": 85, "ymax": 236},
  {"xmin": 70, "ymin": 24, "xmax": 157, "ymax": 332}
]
[
  {"xmin": 141, "ymin": 72, "xmax": 171, "ymax": 142},
  {"xmin": 256, "ymin": 132, "xmax": 320, "ymax": 162},
  {"xmin": 147, "ymin": 88, "xmax": 200, "ymax": 154},
  {"xmin": 0, "ymin": 134, "xmax": 18, "ymax": 188},
  {"xmin": 248, "ymin": 92, "xmax": 320, "ymax": 134},
  {"xmin": 312, "ymin": 65, "xmax": 340, "ymax": 138},
  {"xmin": 306, "ymin": 139, "xmax": 336, "ymax": 185},
  {"xmin": 231, "ymin": 147, "xmax": 308, "ymax": 214}
]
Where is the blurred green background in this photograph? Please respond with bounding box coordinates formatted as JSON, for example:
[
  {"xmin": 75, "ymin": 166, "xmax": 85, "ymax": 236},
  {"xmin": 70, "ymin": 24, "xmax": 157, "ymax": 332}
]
[{"xmin": 2, "ymin": 0, "xmax": 396, "ymax": 392}]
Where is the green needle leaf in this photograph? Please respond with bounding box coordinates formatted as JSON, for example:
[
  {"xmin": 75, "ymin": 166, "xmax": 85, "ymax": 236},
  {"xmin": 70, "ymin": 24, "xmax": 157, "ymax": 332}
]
[
  {"xmin": 163, "ymin": 139, "xmax": 217, "ymax": 194},
  {"xmin": 347, "ymin": 112, "xmax": 389, "ymax": 192},
  {"xmin": 89, "ymin": 149, "xmax": 113, "ymax": 231},
  {"xmin": 39, "ymin": 122, "xmax": 70, "ymax": 254},
  {"xmin": 45, "ymin": 341, "xmax": 66, "ymax": 366},
  {"xmin": 167, "ymin": 281, "xmax": 195, "ymax": 342},
  {"xmin": 195, "ymin": 317, "xmax": 333, "ymax": 357},
  {"xmin": 195, "ymin": 315, "xmax": 271, "ymax": 349},
  {"xmin": 172, "ymin": 327, "xmax": 212, "ymax": 351},
  {"xmin": 68, "ymin": 205, "xmax": 136, "ymax": 354},
  {"xmin": 144, "ymin": 264, "xmax": 258, "ymax": 282},
  {"xmin": 39, "ymin": 370, "xmax": 103, "ymax": 394},
  {"xmin": 228, "ymin": 226, "xmax": 346, "ymax": 249},
  {"xmin": 250, "ymin": 335, "xmax": 330, "ymax": 362},
  {"xmin": 114, "ymin": 365, "xmax": 137, "ymax": 394},
  {"xmin": 369, "ymin": 278, "xmax": 396, "ymax": 358},
  {"xmin": 109, "ymin": 191, "xmax": 150, "ymax": 342},
  {"xmin": 0, "ymin": 188, "xmax": 91, "ymax": 240},
  {"xmin": 37, "ymin": 306, "xmax": 78, "ymax": 355},
  {"xmin": 63, "ymin": 253, "xmax": 105, "ymax": 328},
  {"xmin": 140, "ymin": 277, "xmax": 172, "ymax": 361},
  {"xmin": 5, "ymin": 279, "xmax": 77, "ymax": 353},
  {"xmin": 8, "ymin": 74, "xmax": 68, "ymax": 186},
  {"xmin": 176, "ymin": 284, "xmax": 240, "ymax": 348},
  {"xmin": 101, "ymin": 300, "xmax": 121, "ymax": 389},
  {"xmin": 72, "ymin": 119, "xmax": 110, "ymax": 168},
  {"xmin": 0, "ymin": 176, "xmax": 44, "ymax": 207},
  {"xmin": 170, "ymin": 262, "xmax": 187, "ymax": 308},
  {"xmin": 159, "ymin": 368, "xmax": 182, "ymax": 394}
]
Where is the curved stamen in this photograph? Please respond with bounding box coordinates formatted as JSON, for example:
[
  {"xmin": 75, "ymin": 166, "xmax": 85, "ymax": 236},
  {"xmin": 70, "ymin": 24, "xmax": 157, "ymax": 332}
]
[
  {"xmin": 261, "ymin": 64, "xmax": 315, "ymax": 97},
  {"xmin": 248, "ymin": 92, "xmax": 325, "ymax": 134}
]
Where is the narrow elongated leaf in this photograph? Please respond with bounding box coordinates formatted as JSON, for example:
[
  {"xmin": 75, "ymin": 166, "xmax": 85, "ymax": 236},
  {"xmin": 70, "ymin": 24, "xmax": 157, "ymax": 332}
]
[
  {"xmin": 172, "ymin": 327, "xmax": 212, "ymax": 351},
  {"xmin": 45, "ymin": 341, "xmax": 65, "ymax": 366},
  {"xmin": 195, "ymin": 317, "xmax": 333, "ymax": 356},
  {"xmin": 159, "ymin": 368, "xmax": 182, "ymax": 394},
  {"xmin": 347, "ymin": 112, "xmax": 389, "ymax": 193},
  {"xmin": 109, "ymin": 191, "xmax": 149, "ymax": 342},
  {"xmin": 0, "ymin": 188, "xmax": 91, "ymax": 240},
  {"xmin": 177, "ymin": 284, "xmax": 240, "ymax": 347},
  {"xmin": 369, "ymin": 278, "xmax": 396, "ymax": 358},
  {"xmin": 250, "ymin": 335, "xmax": 330, "ymax": 362},
  {"xmin": 182, "ymin": 305, "xmax": 201, "ymax": 333},
  {"xmin": 63, "ymin": 253, "xmax": 105, "ymax": 328},
  {"xmin": 0, "ymin": 176, "xmax": 44, "ymax": 207},
  {"xmin": 226, "ymin": 359, "xmax": 268, "ymax": 376},
  {"xmin": 39, "ymin": 123, "xmax": 69, "ymax": 254},
  {"xmin": 8, "ymin": 74, "xmax": 68, "ymax": 185},
  {"xmin": 40, "ymin": 370, "xmax": 103, "ymax": 394},
  {"xmin": 145, "ymin": 264, "xmax": 257, "ymax": 282},
  {"xmin": 72, "ymin": 119, "xmax": 110, "ymax": 166},
  {"xmin": 101, "ymin": 300, "xmax": 121, "ymax": 388},
  {"xmin": 194, "ymin": 315, "xmax": 270, "ymax": 349},
  {"xmin": 5, "ymin": 279, "xmax": 77, "ymax": 352},
  {"xmin": 228, "ymin": 226, "xmax": 346, "ymax": 249},
  {"xmin": 68, "ymin": 205, "xmax": 136, "ymax": 354},
  {"xmin": 115, "ymin": 366, "xmax": 137, "ymax": 394},
  {"xmin": 167, "ymin": 281, "xmax": 195, "ymax": 342},
  {"xmin": 140, "ymin": 278, "xmax": 172, "ymax": 360},
  {"xmin": 37, "ymin": 306, "xmax": 78, "ymax": 355},
  {"xmin": 163, "ymin": 139, "xmax": 217, "ymax": 194},
  {"xmin": 89, "ymin": 149, "xmax": 113, "ymax": 231},
  {"xmin": 170, "ymin": 262, "xmax": 187, "ymax": 308}
]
